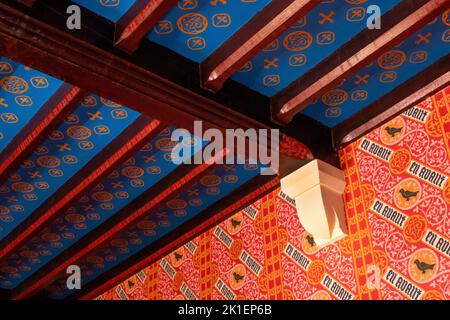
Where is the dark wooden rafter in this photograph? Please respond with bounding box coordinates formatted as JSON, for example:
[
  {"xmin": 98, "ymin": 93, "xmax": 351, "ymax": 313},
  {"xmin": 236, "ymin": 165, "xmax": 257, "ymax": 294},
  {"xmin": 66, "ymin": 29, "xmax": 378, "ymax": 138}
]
[
  {"xmin": 115, "ymin": 0, "xmax": 178, "ymax": 53},
  {"xmin": 77, "ymin": 174, "xmax": 280, "ymax": 300},
  {"xmin": 333, "ymin": 56, "xmax": 450, "ymax": 148},
  {"xmin": 0, "ymin": 1, "xmax": 321, "ymax": 166},
  {"xmin": 272, "ymin": 0, "xmax": 450, "ymax": 124},
  {"xmin": 0, "ymin": 2, "xmax": 270, "ymax": 137},
  {"xmin": 14, "ymin": 0, "xmax": 35, "ymax": 8},
  {"xmin": 200, "ymin": 0, "xmax": 321, "ymax": 92},
  {"xmin": 0, "ymin": 84, "xmax": 86, "ymax": 187},
  {"xmin": 0, "ymin": 116, "xmax": 165, "ymax": 263},
  {"xmin": 13, "ymin": 148, "xmax": 230, "ymax": 299}
]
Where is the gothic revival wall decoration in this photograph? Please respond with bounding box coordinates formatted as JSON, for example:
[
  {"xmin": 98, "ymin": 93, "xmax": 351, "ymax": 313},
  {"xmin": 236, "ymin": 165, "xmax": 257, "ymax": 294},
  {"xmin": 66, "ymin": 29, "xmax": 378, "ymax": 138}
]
[
  {"xmin": 0, "ymin": 57, "xmax": 63, "ymax": 153},
  {"xmin": 231, "ymin": 0, "xmax": 401, "ymax": 97},
  {"xmin": 147, "ymin": 0, "xmax": 273, "ymax": 62},
  {"xmin": 302, "ymin": 12, "xmax": 450, "ymax": 127},
  {"xmin": 98, "ymin": 87, "xmax": 450, "ymax": 300}
]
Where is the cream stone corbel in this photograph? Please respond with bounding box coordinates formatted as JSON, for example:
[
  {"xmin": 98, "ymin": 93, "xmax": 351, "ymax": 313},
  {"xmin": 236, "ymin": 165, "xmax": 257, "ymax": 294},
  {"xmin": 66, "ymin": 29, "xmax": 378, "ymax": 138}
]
[{"xmin": 281, "ymin": 159, "xmax": 348, "ymax": 247}]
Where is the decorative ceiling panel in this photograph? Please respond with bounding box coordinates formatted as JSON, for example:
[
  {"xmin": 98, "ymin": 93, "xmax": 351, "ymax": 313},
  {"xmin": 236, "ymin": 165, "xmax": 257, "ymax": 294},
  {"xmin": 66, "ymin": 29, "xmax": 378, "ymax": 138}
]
[
  {"xmin": 147, "ymin": 0, "xmax": 272, "ymax": 62},
  {"xmin": 302, "ymin": 13, "xmax": 450, "ymax": 127},
  {"xmin": 0, "ymin": 127, "xmax": 204, "ymax": 289},
  {"xmin": 0, "ymin": 95, "xmax": 140, "ymax": 242},
  {"xmin": 44, "ymin": 162, "xmax": 266, "ymax": 298},
  {"xmin": 231, "ymin": 0, "xmax": 402, "ymax": 97},
  {"xmin": 71, "ymin": 0, "xmax": 137, "ymax": 23},
  {"xmin": 0, "ymin": 57, "xmax": 63, "ymax": 153}
]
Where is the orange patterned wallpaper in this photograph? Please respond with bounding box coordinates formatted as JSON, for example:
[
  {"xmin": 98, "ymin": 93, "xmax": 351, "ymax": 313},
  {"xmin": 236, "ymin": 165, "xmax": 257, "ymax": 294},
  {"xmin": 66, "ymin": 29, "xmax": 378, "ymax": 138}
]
[{"xmin": 97, "ymin": 86, "xmax": 450, "ymax": 300}]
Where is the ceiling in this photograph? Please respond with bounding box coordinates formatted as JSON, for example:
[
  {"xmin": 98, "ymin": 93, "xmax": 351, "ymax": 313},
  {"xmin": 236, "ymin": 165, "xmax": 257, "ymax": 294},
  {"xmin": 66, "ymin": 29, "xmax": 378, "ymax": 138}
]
[{"xmin": 0, "ymin": 0, "xmax": 448, "ymax": 299}]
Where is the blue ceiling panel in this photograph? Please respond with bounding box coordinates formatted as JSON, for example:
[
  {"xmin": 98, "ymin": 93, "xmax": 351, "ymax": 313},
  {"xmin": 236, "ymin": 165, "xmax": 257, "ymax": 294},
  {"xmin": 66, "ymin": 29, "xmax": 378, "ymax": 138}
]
[
  {"xmin": 302, "ymin": 14, "xmax": 450, "ymax": 127},
  {"xmin": 45, "ymin": 162, "xmax": 265, "ymax": 298},
  {"xmin": 231, "ymin": 0, "xmax": 402, "ymax": 97},
  {"xmin": 0, "ymin": 95, "xmax": 140, "ymax": 244},
  {"xmin": 0, "ymin": 128, "xmax": 205, "ymax": 289},
  {"xmin": 72, "ymin": 0, "xmax": 137, "ymax": 23},
  {"xmin": 147, "ymin": 0, "xmax": 272, "ymax": 62},
  {"xmin": 0, "ymin": 57, "xmax": 63, "ymax": 153}
]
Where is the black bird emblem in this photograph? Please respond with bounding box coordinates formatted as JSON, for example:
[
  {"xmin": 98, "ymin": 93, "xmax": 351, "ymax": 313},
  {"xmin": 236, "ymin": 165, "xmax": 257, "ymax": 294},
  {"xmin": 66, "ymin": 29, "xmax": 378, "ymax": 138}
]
[
  {"xmin": 399, "ymin": 189, "xmax": 419, "ymax": 201},
  {"xmin": 414, "ymin": 259, "xmax": 435, "ymax": 274},
  {"xmin": 174, "ymin": 252, "xmax": 183, "ymax": 261},
  {"xmin": 233, "ymin": 272, "xmax": 244, "ymax": 283},
  {"xmin": 230, "ymin": 218, "xmax": 241, "ymax": 228},
  {"xmin": 306, "ymin": 235, "xmax": 316, "ymax": 247},
  {"xmin": 128, "ymin": 280, "xmax": 135, "ymax": 288},
  {"xmin": 385, "ymin": 126, "xmax": 403, "ymax": 138}
]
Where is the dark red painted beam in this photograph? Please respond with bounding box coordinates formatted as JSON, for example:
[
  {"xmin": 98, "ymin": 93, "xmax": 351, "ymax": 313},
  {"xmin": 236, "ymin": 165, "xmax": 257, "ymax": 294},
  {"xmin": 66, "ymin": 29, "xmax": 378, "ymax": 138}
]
[
  {"xmin": 115, "ymin": 0, "xmax": 178, "ymax": 53},
  {"xmin": 0, "ymin": 84, "xmax": 85, "ymax": 187},
  {"xmin": 14, "ymin": 149, "xmax": 229, "ymax": 300},
  {"xmin": 14, "ymin": 0, "xmax": 35, "ymax": 7},
  {"xmin": 0, "ymin": 117, "xmax": 164, "ymax": 264},
  {"xmin": 334, "ymin": 56, "xmax": 450, "ymax": 148},
  {"xmin": 200, "ymin": 0, "xmax": 321, "ymax": 92},
  {"xmin": 0, "ymin": 3, "xmax": 268, "ymax": 135},
  {"xmin": 272, "ymin": 0, "xmax": 450, "ymax": 124},
  {"xmin": 78, "ymin": 174, "xmax": 280, "ymax": 300}
]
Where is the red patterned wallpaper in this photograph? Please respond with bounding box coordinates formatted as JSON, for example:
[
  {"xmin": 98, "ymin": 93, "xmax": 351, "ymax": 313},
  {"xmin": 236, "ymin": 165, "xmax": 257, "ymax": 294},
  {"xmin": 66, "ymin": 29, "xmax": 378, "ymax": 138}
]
[{"xmin": 97, "ymin": 87, "xmax": 450, "ymax": 300}]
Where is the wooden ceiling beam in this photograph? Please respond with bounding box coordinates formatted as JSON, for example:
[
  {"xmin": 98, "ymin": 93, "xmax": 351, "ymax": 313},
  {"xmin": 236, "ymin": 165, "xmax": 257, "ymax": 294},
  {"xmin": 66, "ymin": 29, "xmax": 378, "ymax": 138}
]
[
  {"xmin": 333, "ymin": 56, "xmax": 450, "ymax": 148},
  {"xmin": 76, "ymin": 174, "xmax": 280, "ymax": 300},
  {"xmin": 13, "ymin": 148, "xmax": 229, "ymax": 299},
  {"xmin": 0, "ymin": 2, "xmax": 324, "ymax": 166},
  {"xmin": 14, "ymin": 0, "xmax": 35, "ymax": 8},
  {"xmin": 0, "ymin": 84, "xmax": 85, "ymax": 188},
  {"xmin": 115, "ymin": 0, "xmax": 178, "ymax": 53},
  {"xmin": 0, "ymin": 2, "xmax": 268, "ymax": 135},
  {"xmin": 200, "ymin": 0, "xmax": 321, "ymax": 92},
  {"xmin": 272, "ymin": 0, "xmax": 450, "ymax": 125},
  {"xmin": 0, "ymin": 116, "xmax": 165, "ymax": 264},
  {"xmin": 0, "ymin": 2, "xmax": 303, "ymax": 163}
]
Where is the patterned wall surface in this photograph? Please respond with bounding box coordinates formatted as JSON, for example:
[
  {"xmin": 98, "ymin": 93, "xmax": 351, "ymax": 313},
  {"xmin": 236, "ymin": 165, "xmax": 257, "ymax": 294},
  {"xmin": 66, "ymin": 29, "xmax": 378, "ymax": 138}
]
[
  {"xmin": 45, "ymin": 162, "xmax": 267, "ymax": 299},
  {"xmin": 231, "ymin": 0, "xmax": 401, "ymax": 97},
  {"xmin": 0, "ymin": 57, "xmax": 63, "ymax": 153},
  {"xmin": 0, "ymin": 95, "xmax": 140, "ymax": 244},
  {"xmin": 98, "ymin": 86, "xmax": 450, "ymax": 300},
  {"xmin": 147, "ymin": 0, "xmax": 272, "ymax": 62},
  {"xmin": 72, "ymin": 0, "xmax": 137, "ymax": 23},
  {"xmin": 302, "ymin": 11, "xmax": 450, "ymax": 127}
]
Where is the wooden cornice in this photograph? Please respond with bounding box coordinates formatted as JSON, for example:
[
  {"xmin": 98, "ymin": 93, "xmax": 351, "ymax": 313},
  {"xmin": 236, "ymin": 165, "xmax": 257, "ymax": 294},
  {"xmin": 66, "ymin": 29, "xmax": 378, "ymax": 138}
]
[
  {"xmin": 0, "ymin": 84, "xmax": 85, "ymax": 188},
  {"xmin": 200, "ymin": 0, "xmax": 321, "ymax": 92},
  {"xmin": 115, "ymin": 0, "xmax": 178, "ymax": 53},
  {"xmin": 272, "ymin": 0, "xmax": 450, "ymax": 124},
  {"xmin": 0, "ymin": 117, "xmax": 164, "ymax": 264},
  {"xmin": 77, "ymin": 174, "xmax": 279, "ymax": 300},
  {"xmin": 13, "ymin": 149, "xmax": 229, "ymax": 299},
  {"xmin": 333, "ymin": 56, "xmax": 450, "ymax": 148}
]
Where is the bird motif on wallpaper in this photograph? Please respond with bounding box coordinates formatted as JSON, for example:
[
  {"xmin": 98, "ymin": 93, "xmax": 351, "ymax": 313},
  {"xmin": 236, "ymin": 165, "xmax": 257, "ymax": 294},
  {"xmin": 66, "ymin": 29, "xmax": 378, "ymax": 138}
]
[
  {"xmin": 414, "ymin": 259, "xmax": 435, "ymax": 274},
  {"xmin": 174, "ymin": 252, "xmax": 183, "ymax": 261},
  {"xmin": 233, "ymin": 272, "xmax": 244, "ymax": 283},
  {"xmin": 399, "ymin": 189, "xmax": 419, "ymax": 201},
  {"xmin": 127, "ymin": 280, "xmax": 135, "ymax": 288},
  {"xmin": 385, "ymin": 126, "xmax": 403, "ymax": 138},
  {"xmin": 306, "ymin": 235, "xmax": 316, "ymax": 248},
  {"xmin": 230, "ymin": 218, "xmax": 241, "ymax": 228}
]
